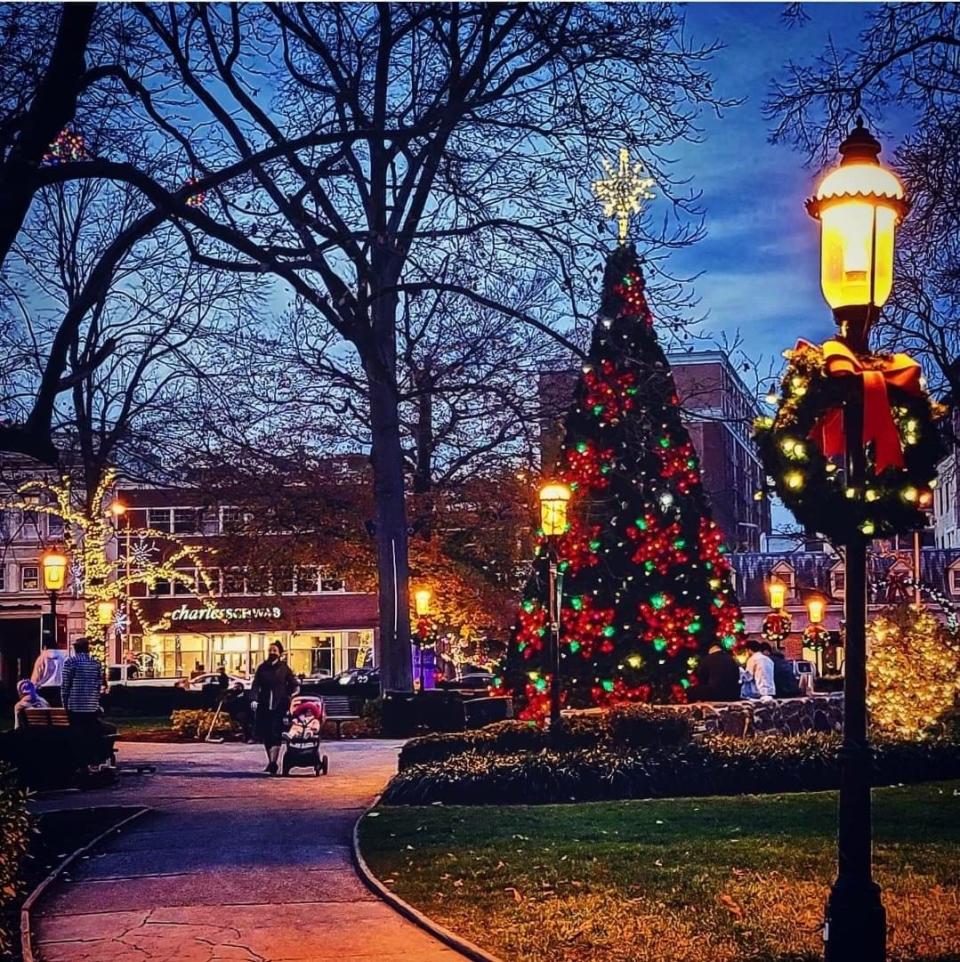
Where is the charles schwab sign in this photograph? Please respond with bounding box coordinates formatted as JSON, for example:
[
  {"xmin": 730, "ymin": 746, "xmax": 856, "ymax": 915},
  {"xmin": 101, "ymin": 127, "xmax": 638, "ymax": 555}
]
[{"xmin": 170, "ymin": 604, "xmax": 282, "ymax": 623}]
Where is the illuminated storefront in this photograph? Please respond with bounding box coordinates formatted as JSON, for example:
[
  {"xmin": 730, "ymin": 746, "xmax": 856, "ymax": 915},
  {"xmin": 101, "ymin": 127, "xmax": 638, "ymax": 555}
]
[{"xmin": 132, "ymin": 595, "xmax": 378, "ymax": 679}]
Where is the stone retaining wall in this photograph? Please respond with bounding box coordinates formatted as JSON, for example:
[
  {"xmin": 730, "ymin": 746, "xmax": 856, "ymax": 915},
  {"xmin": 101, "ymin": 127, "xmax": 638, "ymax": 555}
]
[{"xmin": 668, "ymin": 694, "xmax": 844, "ymax": 738}]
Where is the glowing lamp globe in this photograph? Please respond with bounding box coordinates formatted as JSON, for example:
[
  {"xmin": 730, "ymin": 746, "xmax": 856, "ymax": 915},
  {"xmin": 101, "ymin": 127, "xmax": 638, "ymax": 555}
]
[
  {"xmin": 805, "ymin": 119, "xmax": 907, "ymax": 331},
  {"xmin": 414, "ymin": 588, "xmax": 432, "ymax": 617},
  {"xmin": 41, "ymin": 548, "xmax": 69, "ymax": 592},
  {"xmin": 539, "ymin": 481, "xmax": 571, "ymax": 537},
  {"xmin": 97, "ymin": 599, "xmax": 116, "ymax": 626},
  {"xmin": 768, "ymin": 579, "xmax": 787, "ymax": 611},
  {"xmin": 807, "ymin": 595, "xmax": 826, "ymax": 625}
]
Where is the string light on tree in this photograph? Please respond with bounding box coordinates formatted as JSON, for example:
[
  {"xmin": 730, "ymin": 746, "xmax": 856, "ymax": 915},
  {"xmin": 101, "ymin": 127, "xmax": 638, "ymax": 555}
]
[
  {"xmin": 42, "ymin": 128, "xmax": 88, "ymax": 166},
  {"xmin": 591, "ymin": 147, "xmax": 655, "ymax": 244}
]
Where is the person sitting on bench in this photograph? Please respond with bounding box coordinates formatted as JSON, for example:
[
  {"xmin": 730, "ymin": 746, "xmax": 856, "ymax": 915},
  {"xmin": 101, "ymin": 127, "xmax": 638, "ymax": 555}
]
[{"xmin": 13, "ymin": 679, "xmax": 49, "ymax": 729}]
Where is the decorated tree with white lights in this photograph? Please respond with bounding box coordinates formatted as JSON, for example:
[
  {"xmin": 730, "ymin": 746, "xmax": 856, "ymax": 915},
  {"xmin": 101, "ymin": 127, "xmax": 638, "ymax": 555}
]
[{"xmin": 500, "ymin": 246, "xmax": 745, "ymax": 718}]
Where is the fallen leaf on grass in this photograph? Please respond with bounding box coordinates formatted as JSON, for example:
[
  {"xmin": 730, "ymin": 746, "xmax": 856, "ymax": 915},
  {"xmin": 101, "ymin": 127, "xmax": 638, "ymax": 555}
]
[
  {"xmin": 718, "ymin": 893, "xmax": 743, "ymax": 919},
  {"xmin": 505, "ymin": 886, "xmax": 524, "ymax": 902}
]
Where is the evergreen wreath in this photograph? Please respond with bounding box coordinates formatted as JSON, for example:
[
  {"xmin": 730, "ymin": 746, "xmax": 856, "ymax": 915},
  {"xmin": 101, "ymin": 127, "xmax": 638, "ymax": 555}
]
[{"xmin": 755, "ymin": 339, "xmax": 947, "ymax": 542}]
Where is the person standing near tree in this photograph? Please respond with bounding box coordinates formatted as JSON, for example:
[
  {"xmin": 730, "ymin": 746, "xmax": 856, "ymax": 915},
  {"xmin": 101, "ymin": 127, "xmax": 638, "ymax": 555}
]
[
  {"xmin": 250, "ymin": 642, "xmax": 298, "ymax": 775},
  {"xmin": 744, "ymin": 640, "xmax": 776, "ymax": 701}
]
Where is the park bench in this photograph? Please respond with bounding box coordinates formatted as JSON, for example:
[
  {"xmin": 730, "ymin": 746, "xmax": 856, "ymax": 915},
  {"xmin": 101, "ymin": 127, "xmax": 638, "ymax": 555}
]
[
  {"xmin": 320, "ymin": 695, "xmax": 359, "ymax": 739},
  {"xmin": 21, "ymin": 707, "xmax": 118, "ymax": 769}
]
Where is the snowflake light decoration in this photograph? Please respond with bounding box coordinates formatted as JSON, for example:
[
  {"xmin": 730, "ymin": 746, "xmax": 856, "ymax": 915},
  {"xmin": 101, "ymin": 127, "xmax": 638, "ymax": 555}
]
[
  {"xmin": 113, "ymin": 608, "xmax": 129, "ymax": 637},
  {"xmin": 69, "ymin": 560, "xmax": 85, "ymax": 597},
  {"xmin": 129, "ymin": 537, "xmax": 158, "ymax": 568}
]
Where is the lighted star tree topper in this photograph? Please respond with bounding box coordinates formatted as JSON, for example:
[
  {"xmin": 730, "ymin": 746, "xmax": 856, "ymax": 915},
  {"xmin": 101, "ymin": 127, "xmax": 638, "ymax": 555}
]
[{"xmin": 591, "ymin": 147, "xmax": 656, "ymax": 245}]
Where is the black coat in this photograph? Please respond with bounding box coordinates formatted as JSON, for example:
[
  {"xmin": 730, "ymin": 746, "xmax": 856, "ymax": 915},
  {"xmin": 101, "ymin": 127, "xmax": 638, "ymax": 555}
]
[
  {"xmin": 251, "ymin": 658, "xmax": 298, "ymax": 713},
  {"xmin": 693, "ymin": 648, "xmax": 741, "ymax": 702}
]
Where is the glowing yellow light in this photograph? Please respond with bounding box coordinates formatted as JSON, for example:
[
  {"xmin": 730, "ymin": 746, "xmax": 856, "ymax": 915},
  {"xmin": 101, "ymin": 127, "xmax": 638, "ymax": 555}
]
[
  {"xmin": 539, "ymin": 481, "xmax": 572, "ymax": 537},
  {"xmin": 865, "ymin": 489, "xmax": 879, "ymax": 502},
  {"xmin": 806, "ymin": 122, "xmax": 907, "ymax": 315},
  {"xmin": 902, "ymin": 486, "xmax": 919, "ymax": 503},
  {"xmin": 627, "ymin": 654, "xmax": 642, "ymax": 668},
  {"xmin": 592, "ymin": 147, "xmax": 655, "ymax": 244},
  {"xmin": 97, "ymin": 599, "xmax": 116, "ymax": 626},
  {"xmin": 807, "ymin": 596, "xmax": 826, "ymax": 624},
  {"xmin": 414, "ymin": 588, "xmax": 432, "ymax": 617},
  {"xmin": 768, "ymin": 579, "xmax": 787, "ymax": 611},
  {"xmin": 845, "ymin": 487, "xmax": 857, "ymax": 498},
  {"xmin": 41, "ymin": 548, "xmax": 69, "ymax": 592},
  {"xmin": 860, "ymin": 520, "xmax": 876, "ymax": 536},
  {"xmin": 784, "ymin": 471, "xmax": 804, "ymax": 490}
]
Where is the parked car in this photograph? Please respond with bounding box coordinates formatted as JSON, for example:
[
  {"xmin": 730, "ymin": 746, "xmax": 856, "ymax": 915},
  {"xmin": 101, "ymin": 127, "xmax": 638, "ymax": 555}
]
[
  {"xmin": 334, "ymin": 667, "xmax": 380, "ymax": 686},
  {"xmin": 176, "ymin": 672, "xmax": 252, "ymax": 691},
  {"xmin": 456, "ymin": 671, "xmax": 496, "ymax": 689},
  {"xmin": 106, "ymin": 664, "xmax": 181, "ymax": 688}
]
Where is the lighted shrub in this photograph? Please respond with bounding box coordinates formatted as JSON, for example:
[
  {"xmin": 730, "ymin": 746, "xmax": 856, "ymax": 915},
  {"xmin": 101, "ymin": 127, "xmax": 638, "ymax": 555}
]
[
  {"xmin": 867, "ymin": 605, "xmax": 960, "ymax": 739},
  {"xmin": 0, "ymin": 763, "xmax": 32, "ymax": 953}
]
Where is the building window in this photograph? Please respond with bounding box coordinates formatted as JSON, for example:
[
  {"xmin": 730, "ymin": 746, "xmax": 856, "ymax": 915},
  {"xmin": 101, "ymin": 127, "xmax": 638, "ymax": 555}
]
[
  {"xmin": 172, "ymin": 567, "xmax": 195, "ymax": 595},
  {"xmin": 173, "ymin": 508, "xmax": 198, "ymax": 534},
  {"xmin": 274, "ymin": 566, "xmax": 296, "ymax": 594},
  {"xmin": 0, "ymin": 565, "xmax": 6, "ymax": 590},
  {"xmin": 296, "ymin": 565, "xmax": 320, "ymax": 593},
  {"xmin": 950, "ymin": 568, "xmax": 960, "ymax": 596},
  {"xmin": 321, "ymin": 575, "xmax": 345, "ymax": 592},
  {"xmin": 220, "ymin": 508, "xmax": 245, "ymax": 532},
  {"xmin": 831, "ymin": 566, "xmax": 846, "ymax": 599},
  {"xmin": 246, "ymin": 566, "xmax": 270, "ymax": 594},
  {"xmin": 148, "ymin": 508, "xmax": 172, "ymax": 532},
  {"xmin": 769, "ymin": 562, "xmax": 796, "ymax": 599},
  {"xmin": 222, "ymin": 567, "xmax": 246, "ymax": 595},
  {"xmin": 152, "ymin": 577, "xmax": 172, "ymax": 596},
  {"xmin": 21, "ymin": 565, "xmax": 39, "ymax": 590},
  {"xmin": 48, "ymin": 513, "xmax": 64, "ymax": 538}
]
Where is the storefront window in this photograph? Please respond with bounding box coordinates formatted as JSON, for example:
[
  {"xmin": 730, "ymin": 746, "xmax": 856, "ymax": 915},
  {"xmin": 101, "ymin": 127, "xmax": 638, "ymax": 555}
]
[{"xmin": 345, "ymin": 630, "xmax": 375, "ymax": 671}]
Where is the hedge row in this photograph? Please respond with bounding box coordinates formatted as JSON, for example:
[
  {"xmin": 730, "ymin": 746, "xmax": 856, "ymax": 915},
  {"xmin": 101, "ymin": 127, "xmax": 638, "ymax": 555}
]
[
  {"xmin": 0, "ymin": 762, "xmax": 32, "ymax": 953},
  {"xmin": 169, "ymin": 709, "xmax": 239, "ymax": 740},
  {"xmin": 383, "ymin": 734, "xmax": 960, "ymax": 805},
  {"xmin": 398, "ymin": 705, "xmax": 692, "ymax": 770}
]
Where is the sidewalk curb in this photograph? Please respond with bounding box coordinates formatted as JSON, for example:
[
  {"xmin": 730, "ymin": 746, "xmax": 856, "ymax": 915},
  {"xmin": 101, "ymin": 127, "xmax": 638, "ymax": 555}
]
[
  {"xmin": 351, "ymin": 799, "xmax": 505, "ymax": 962},
  {"xmin": 21, "ymin": 806, "xmax": 151, "ymax": 962}
]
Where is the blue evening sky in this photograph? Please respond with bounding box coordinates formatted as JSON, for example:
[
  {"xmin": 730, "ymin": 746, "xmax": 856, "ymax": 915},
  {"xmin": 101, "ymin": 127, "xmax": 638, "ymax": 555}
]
[{"xmin": 670, "ymin": 2, "xmax": 907, "ymax": 365}]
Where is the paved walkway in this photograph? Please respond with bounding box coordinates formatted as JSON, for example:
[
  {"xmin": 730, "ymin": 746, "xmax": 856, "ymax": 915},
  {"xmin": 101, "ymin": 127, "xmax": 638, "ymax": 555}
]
[{"xmin": 31, "ymin": 740, "xmax": 462, "ymax": 962}]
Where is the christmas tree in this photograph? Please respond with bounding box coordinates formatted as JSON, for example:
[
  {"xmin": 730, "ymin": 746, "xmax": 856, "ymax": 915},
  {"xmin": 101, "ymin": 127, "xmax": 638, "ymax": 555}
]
[{"xmin": 499, "ymin": 241, "xmax": 746, "ymax": 719}]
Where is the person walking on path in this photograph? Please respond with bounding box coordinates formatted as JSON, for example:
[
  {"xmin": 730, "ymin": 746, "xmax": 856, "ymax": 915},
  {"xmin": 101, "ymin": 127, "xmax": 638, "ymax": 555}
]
[{"xmin": 250, "ymin": 641, "xmax": 299, "ymax": 774}]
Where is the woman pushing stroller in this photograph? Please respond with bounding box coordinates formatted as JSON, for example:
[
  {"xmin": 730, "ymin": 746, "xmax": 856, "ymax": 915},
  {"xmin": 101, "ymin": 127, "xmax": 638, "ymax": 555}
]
[{"xmin": 250, "ymin": 641, "xmax": 299, "ymax": 775}]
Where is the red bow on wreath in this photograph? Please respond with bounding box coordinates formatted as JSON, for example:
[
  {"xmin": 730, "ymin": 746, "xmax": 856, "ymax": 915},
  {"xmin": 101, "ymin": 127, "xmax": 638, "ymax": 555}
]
[{"xmin": 804, "ymin": 339, "xmax": 923, "ymax": 472}]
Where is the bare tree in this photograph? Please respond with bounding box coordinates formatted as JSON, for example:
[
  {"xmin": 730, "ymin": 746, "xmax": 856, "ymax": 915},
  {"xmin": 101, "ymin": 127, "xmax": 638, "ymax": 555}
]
[
  {"xmin": 765, "ymin": 3, "xmax": 960, "ymax": 400},
  {"xmin": 2, "ymin": 174, "xmax": 253, "ymax": 507}
]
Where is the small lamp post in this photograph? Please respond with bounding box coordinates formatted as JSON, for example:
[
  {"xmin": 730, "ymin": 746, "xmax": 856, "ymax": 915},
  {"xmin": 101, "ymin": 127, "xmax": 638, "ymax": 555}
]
[
  {"xmin": 768, "ymin": 578, "xmax": 787, "ymax": 613},
  {"xmin": 539, "ymin": 481, "xmax": 571, "ymax": 728},
  {"xmin": 806, "ymin": 118, "xmax": 906, "ymax": 962},
  {"xmin": 41, "ymin": 547, "xmax": 69, "ymax": 648},
  {"xmin": 97, "ymin": 599, "xmax": 116, "ymax": 662},
  {"xmin": 413, "ymin": 588, "xmax": 431, "ymax": 692}
]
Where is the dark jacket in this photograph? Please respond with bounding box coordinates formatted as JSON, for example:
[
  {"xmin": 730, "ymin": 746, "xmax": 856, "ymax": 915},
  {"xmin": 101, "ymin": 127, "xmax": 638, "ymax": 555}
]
[
  {"xmin": 771, "ymin": 651, "xmax": 802, "ymax": 698},
  {"xmin": 692, "ymin": 648, "xmax": 741, "ymax": 702},
  {"xmin": 250, "ymin": 658, "xmax": 298, "ymax": 715}
]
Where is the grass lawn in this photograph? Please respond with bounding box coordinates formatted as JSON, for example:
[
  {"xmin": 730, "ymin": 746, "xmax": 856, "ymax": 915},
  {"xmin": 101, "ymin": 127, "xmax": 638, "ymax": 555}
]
[{"xmin": 359, "ymin": 782, "xmax": 960, "ymax": 962}]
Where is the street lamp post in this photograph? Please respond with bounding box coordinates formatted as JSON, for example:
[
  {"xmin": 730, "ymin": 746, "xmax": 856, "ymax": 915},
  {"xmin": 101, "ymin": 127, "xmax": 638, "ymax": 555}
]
[
  {"xmin": 108, "ymin": 499, "xmax": 130, "ymax": 661},
  {"xmin": 97, "ymin": 599, "xmax": 116, "ymax": 660},
  {"xmin": 806, "ymin": 118, "xmax": 907, "ymax": 962},
  {"xmin": 414, "ymin": 588, "xmax": 431, "ymax": 693},
  {"xmin": 539, "ymin": 481, "xmax": 571, "ymax": 729},
  {"xmin": 41, "ymin": 547, "xmax": 69, "ymax": 648}
]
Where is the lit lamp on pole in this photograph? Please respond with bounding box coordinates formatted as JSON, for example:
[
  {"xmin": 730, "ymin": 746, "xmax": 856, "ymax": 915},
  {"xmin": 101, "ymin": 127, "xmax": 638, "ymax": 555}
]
[
  {"xmin": 539, "ymin": 481, "xmax": 571, "ymax": 729},
  {"xmin": 768, "ymin": 578, "xmax": 787, "ymax": 612},
  {"xmin": 413, "ymin": 588, "xmax": 431, "ymax": 693},
  {"xmin": 807, "ymin": 118, "xmax": 905, "ymax": 962},
  {"xmin": 41, "ymin": 547, "xmax": 68, "ymax": 649},
  {"xmin": 97, "ymin": 598, "xmax": 116, "ymax": 661}
]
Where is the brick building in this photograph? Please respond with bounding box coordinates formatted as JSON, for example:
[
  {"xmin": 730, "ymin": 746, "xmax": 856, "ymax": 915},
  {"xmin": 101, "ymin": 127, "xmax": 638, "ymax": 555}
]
[
  {"xmin": 115, "ymin": 483, "xmax": 379, "ymax": 679},
  {"xmin": 539, "ymin": 350, "xmax": 771, "ymax": 550}
]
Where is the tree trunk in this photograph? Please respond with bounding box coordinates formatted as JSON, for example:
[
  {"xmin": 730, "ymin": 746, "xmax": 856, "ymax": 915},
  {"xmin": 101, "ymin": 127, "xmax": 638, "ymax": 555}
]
[{"xmin": 367, "ymin": 363, "xmax": 413, "ymax": 691}]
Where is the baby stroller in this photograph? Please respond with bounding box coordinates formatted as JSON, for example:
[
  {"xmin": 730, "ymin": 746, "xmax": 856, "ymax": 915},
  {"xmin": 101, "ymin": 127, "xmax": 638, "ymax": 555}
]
[{"xmin": 281, "ymin": 696, "xmax": 330, "ymax": 776}]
